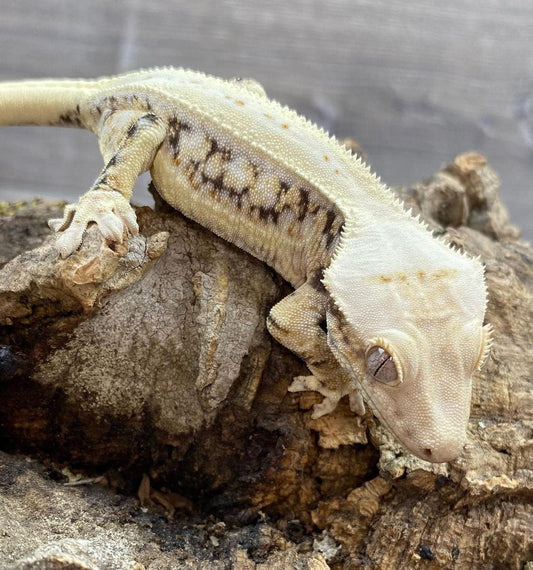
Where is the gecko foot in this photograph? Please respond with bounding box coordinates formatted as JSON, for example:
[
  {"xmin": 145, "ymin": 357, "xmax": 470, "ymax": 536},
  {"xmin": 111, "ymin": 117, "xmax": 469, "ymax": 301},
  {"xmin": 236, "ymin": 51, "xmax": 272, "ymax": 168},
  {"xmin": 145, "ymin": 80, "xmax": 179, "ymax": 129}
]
[
  {"xmin": 288, "ymin": 374, "xmax": 322, "ymax": 393},
  {"xmin": 289, "ymin": 374, "xmax": 343, "ymax": 418},
  {"xmin": 289, "ymin": 374, "xmax": 365, "ymax": 418},
  {"xmin": 48, "ymin": 190, "xmax": 139, "ymax": 258}
]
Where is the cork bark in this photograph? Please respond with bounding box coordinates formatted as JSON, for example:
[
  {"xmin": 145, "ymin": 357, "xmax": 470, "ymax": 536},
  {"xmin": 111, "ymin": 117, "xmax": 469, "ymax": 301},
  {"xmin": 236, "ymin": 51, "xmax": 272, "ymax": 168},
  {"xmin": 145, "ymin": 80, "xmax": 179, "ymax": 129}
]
[{"xmin": 0, "ymin": 153, "xmax": 531, "ymax": 569}]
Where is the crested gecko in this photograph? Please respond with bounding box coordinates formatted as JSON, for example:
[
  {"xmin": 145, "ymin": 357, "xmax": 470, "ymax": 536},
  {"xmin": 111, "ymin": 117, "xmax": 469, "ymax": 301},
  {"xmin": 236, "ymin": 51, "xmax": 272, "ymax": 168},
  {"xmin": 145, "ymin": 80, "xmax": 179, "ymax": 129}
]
[{"xmin": 0, "ymin": 67, "xmax": 492, "ymax": 462}]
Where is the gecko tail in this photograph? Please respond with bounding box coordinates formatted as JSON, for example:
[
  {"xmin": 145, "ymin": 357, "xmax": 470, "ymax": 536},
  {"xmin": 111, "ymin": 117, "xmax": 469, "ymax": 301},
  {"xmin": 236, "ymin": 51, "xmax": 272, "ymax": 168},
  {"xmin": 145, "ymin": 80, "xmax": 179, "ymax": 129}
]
[{"xmin": 0, "ymin": 78, "xmax": 95, "ymax": 127}]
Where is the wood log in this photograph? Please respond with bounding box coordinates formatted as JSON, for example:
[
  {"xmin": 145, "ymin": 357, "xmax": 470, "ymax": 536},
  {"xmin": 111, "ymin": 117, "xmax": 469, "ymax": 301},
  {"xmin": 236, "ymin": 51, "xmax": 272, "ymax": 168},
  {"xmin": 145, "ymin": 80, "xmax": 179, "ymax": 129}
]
[{"xmin": 0, "ymin": 152, "xmax": 531, "ymax": 569}]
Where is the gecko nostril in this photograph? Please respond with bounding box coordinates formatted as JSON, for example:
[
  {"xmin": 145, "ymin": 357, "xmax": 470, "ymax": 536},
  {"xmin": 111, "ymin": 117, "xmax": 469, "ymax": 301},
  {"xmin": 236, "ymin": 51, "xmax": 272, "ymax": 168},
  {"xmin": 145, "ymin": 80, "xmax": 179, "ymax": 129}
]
[{"xmin": 424, "ymin": 448, "xmax": 432, "ymax": 457}]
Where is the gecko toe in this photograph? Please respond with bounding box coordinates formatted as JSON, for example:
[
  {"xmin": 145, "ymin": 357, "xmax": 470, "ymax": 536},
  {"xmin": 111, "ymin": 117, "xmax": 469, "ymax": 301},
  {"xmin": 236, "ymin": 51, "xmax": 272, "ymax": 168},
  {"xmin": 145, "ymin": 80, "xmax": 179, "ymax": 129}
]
[
  {"xmin": 48, "ymin": 204, "xmax": 76, "ymax": 232},
  {"xmin": 311, "ymin": 396, "xmax": 340, "ymax": 418},
  {"xmin": 48, "ymin": 217, "xmax": 65, "ymax": 232},
  {"xmin": 289, "ymin": 375, "xmax": 320, "ymax": 392},
  {"xmin": 56, "ymin": 226, "xmax": 85, "ymax": 258},
  {"xmin": 94, "ymin": 212, "xmax": 125, "ymax": 242},
  {"xmin": 120, "ymin": 208, "xmax": 140, "ymax": 235}
]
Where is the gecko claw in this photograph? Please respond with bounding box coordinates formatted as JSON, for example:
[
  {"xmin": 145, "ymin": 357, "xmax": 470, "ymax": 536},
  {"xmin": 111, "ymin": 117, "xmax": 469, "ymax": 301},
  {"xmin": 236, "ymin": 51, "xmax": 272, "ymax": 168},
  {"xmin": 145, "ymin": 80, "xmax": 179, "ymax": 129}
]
[{"xmin": 55, "ymin": 221, "xmax": 86, "ymax": 258}]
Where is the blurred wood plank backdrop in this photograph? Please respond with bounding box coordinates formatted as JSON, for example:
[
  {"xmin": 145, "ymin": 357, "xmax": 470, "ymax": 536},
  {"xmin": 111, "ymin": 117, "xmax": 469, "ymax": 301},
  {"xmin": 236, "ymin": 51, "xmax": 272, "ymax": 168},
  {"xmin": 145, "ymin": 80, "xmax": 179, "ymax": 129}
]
[{"xmin": 1, "ymin": 0, "xmax": 532, "ymax": 240}]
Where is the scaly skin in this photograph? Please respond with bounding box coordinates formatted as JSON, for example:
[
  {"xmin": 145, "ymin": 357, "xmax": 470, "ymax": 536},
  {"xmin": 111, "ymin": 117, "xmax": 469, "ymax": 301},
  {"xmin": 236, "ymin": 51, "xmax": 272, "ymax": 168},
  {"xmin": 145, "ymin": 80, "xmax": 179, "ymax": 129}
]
[{"xmin": 0, "ymin": 67, "xmax": 492, "ymax": 462}]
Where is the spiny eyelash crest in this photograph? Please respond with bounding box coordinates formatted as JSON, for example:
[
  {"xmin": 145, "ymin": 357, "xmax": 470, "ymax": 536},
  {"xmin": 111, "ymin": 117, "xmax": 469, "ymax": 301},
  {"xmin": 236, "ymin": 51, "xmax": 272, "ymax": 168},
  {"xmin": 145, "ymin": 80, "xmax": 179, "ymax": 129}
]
[{"xmin": 478, "ymin": 323, "xmax": 494, "ymax": 370}]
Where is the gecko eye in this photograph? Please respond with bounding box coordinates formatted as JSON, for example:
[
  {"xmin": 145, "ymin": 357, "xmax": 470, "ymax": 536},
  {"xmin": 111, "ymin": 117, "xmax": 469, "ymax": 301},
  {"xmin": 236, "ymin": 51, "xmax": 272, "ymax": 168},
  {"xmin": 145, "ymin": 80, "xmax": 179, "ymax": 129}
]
[{"xmin": 366, "ymin": 346, "xmax": 398, "ymax": 384}]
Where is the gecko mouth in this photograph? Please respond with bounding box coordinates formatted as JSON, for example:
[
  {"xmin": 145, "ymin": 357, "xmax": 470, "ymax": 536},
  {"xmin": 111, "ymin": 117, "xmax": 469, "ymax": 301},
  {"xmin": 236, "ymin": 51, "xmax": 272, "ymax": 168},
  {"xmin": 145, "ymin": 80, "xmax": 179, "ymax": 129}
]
[{"xmin": 355, "ymin": 383, "xmax": 458, "ymax": 463}]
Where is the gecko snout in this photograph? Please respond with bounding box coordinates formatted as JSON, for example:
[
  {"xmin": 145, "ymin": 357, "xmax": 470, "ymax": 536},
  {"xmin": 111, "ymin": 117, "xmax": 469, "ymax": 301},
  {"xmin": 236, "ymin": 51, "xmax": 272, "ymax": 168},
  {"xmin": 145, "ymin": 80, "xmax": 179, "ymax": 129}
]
[{"xmin": 413, "ymin": 432, "xmax": 465, "ymax": 463}]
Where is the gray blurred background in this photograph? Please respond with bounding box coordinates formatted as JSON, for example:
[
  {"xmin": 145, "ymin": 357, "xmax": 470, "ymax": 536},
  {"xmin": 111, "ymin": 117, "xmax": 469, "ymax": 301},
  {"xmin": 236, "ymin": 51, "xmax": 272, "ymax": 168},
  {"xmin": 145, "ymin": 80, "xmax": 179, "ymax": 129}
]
[{"xmin": 1, "ymin": 0, "xmax": 532, "ymax": 240}]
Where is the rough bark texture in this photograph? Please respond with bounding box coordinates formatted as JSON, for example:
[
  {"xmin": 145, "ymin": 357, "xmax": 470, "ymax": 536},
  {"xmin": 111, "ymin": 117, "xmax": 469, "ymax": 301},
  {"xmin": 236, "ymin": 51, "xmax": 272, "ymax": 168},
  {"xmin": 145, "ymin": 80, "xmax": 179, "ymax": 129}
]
[{"xmin": 0, "ymin": 152, "xmax": 531, "ymax": 569}]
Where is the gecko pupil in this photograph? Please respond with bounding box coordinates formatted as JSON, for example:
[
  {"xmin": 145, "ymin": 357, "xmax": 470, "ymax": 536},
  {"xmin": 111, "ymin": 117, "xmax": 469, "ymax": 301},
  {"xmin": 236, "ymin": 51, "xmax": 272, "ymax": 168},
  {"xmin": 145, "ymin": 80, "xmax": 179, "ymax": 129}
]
[{"xmin": 366, "ymin": 346, "xmax": 397, "ymax": 383}]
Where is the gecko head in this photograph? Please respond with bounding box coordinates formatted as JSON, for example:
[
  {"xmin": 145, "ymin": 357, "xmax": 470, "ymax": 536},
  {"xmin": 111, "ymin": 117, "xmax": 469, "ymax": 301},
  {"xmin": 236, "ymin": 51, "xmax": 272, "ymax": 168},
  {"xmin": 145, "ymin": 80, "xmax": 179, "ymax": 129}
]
[{"xmin": 322, "ymin": 225, "xmax": 491, "ymax": 463}]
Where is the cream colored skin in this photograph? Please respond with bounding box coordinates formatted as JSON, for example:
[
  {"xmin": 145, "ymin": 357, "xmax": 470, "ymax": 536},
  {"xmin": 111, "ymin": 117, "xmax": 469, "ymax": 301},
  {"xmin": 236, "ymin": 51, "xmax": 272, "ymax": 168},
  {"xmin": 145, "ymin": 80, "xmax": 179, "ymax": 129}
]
[{"xmin": 0, "ymin": 68, "xmax": 492, "ymax": 462}]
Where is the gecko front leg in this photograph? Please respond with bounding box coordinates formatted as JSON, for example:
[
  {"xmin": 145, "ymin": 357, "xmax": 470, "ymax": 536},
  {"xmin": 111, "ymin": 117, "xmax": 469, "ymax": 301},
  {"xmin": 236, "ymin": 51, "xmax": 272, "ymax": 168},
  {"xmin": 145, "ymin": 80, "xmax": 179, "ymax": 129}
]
[
  {"xmin": 49, "ymin": 112, "xmax": 167, "ymax": 257},
  {"xmin": 267, "ymin": 281, "xmax": 364, "ymax": 418}
]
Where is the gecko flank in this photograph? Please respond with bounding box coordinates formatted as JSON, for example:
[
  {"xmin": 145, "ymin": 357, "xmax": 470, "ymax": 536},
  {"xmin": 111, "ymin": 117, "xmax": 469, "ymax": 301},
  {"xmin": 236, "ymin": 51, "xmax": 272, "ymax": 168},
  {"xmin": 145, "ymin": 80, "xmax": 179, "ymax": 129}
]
[{"xmin": 0, "ymin": 67, "xmax": 492, "ymax": 462}]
